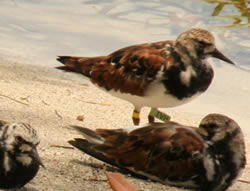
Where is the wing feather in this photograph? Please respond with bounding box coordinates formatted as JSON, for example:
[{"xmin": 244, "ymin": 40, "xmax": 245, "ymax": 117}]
[
  {"xmin": 57, "ymin": 41, "xmax": 174, "ymax": 96},
  {"xmin": 69, "ymin": 123, "xmax": 205, "ymax": 182}
]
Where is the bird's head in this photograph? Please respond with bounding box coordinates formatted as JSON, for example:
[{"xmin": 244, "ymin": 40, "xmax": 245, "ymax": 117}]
[
  {"xmin": 0, "ymin": 122, "xmax": 44, "ymax": 170},
  {"xmin": 175, "ymin": 28, "xmax": 235, "ymax": 65},
  {"xmin": 198, "ymin": 114, "xmax": 245, "ymax": 175}
]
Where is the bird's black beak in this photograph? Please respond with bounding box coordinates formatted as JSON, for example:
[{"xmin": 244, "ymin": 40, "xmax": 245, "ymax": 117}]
[
  {"xmin": 212, "ymin": 48, "xmax": 235, "ymax": 65},
  {"xmin": 32, "ymin": 148, "xmax": 45, "ymax": 168}
]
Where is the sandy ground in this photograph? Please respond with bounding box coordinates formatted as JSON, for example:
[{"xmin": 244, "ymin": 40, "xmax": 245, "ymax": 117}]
[{"xmin": 0, "ymin": 58, "xmax": 249, "ymax": 191}]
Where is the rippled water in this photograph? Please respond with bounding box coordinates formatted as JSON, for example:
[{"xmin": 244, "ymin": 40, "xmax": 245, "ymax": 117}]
[{"xmin": 0, "ymin": 0, "xmax": 249, "ymax": 67}]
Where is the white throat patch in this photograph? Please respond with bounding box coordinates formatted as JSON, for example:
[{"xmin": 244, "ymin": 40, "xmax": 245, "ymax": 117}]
[
  {"xmin": 180, "ymin": 65, "xmax": 197, "ymax": 87},
  {"xmin": 16, "ymin": 154, "xmax": 32, "ymax": 166}
]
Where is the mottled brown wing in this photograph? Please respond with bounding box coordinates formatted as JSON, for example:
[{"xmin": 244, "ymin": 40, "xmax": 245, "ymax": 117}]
[
  {"xmin": 69, "ymin": 122, "xmax": 205, "ymax": 181},
  {"xmin": 57, "ymin": 41, "xmax": 174, "ymax": 96},
  {"xmin": 103, "ymin": 123, "xmax": 205, "ymax": 180}
]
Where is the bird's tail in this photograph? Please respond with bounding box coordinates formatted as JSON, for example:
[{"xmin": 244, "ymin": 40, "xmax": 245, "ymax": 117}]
[
  {"xmin": 56, "ymin": 56, "xmax": 106, "ymax": 77},
  {"xmin": 70, "ymin": 125, "xmax": 105, "ymax": 144},
  {"xmin": 56, "ymin": 56, "xmax": 88, "ymax": 74},
  {"xmin": 69, "ymin": 125, "xmax": 127, "ymax": 168}
]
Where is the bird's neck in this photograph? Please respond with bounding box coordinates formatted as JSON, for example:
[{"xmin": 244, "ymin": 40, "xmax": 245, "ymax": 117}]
[{"xmin": 161, "ymin": 47, "xmax": 213, "ymax": 100}]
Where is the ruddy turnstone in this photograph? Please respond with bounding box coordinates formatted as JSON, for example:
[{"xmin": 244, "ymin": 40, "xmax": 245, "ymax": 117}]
[
  {"xmin": 69, "ymin": 114, "xmax": 245, "ymax": 191},
  {"xmin": 56, "ymin": 28, "xmax": 235, "ymax": 125},
  {"xmin": 0, "ymin": 120, "xmax": 44, "ymax": 189}
]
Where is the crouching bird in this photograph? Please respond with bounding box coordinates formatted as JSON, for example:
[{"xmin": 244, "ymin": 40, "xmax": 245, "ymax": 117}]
[
  {"xmin": 69, "ymin": 114, "xmax": 245, "ymax": 191},
  {"xmin": 0, "ymin": 120, "xmax": 44, "ymax": 189}
]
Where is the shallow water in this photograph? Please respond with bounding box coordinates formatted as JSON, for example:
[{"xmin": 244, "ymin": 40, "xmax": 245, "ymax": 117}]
[
  {"xmin": 0, "ymin": 0, "xmax": 249, "ymax": 66},
  {"xmin": 0, "ymin": 0, "xmax": 250, "ymax": 135}
]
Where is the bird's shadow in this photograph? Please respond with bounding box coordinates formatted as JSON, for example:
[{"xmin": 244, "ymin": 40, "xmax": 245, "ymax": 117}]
[{"xmin": 70, "ymin": 159, "xmax": 149, "ymax": 181}]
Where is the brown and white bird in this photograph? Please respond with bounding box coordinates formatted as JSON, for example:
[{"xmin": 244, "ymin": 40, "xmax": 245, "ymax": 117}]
[
  {"xmin": 56, "ymin": 28, "xmax": 235, "ymax": 125},
  {"xmin": 69, "ymin": 114, "xmax": 246, "ymax": 191},
  {"xmin": 0, "ymin": 120, "xmax": 44, "ymax": 189}
]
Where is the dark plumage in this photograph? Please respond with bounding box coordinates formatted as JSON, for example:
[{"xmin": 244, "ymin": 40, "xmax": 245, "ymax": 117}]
[{"xmin": 0, "ymin": 121, "xmax": 44, "ymax": 189}]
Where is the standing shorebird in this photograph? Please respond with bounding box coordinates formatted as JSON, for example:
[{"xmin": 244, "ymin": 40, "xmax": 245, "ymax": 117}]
[
  {"xmin": 56, "ymin": 28, "xmax": 235, "ymax": 125},
  {"xmin": 69, "ymin": 114, "xmax": 246, "ymax": 191},
  {"xmin": 0, "ymin": 120, "xmax": 44, "ymax": 189}
]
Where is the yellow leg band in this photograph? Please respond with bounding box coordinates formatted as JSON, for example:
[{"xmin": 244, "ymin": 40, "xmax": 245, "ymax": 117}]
[{"xmin": 133, "ymin": 111, "xmax": 140, "ymax": 119}]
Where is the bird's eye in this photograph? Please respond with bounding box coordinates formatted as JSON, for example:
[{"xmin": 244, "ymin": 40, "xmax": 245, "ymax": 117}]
[
  {"xmin": 199, "ymin": 41, "xmax": 207, "ymax": 48},
  {"xmin": 15, "ymin": 136, "xmax": 23, "ymax": 142}
]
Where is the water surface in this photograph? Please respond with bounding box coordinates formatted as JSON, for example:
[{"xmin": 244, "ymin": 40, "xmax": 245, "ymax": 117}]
[{"xmin": 0, "ymin": 0, "xmax": 249, "ymax": 66}]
